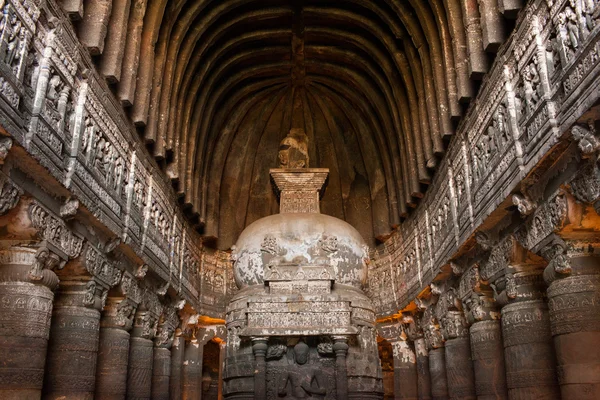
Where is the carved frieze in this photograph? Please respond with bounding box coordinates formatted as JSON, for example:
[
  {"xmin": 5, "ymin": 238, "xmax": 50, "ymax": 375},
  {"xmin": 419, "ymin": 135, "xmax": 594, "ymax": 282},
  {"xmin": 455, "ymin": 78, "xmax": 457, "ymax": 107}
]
[
  {"xmin": 28, "ymin": 202, "xmax": 84, "ymax": 259},
  {"xmin": 85, "ymin": 245, "xmax": 122, "ymax": 289}
]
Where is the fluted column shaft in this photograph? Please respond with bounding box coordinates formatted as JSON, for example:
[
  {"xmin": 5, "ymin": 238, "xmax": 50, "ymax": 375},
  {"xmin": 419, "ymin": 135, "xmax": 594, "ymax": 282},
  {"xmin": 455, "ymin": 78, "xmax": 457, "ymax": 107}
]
[
  {"xmin": 43, "ymin": 279, "xmax": 102, "ymax": 400},
  {"xmin": 0, "ymin": 247, "xmax": 59, "ymax": 400},
  {"xmin": 390, "ymin": 339, "xmax": 417, "ymax": 400}
]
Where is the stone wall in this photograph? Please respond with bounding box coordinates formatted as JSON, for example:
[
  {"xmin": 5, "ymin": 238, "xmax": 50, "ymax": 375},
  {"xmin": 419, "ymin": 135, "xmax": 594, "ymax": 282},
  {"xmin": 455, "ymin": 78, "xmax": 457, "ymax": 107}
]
[
  {"xmin": 369, "ymin": 0, "xmax": 600, "ymax": 316},
  {"xmin": 0, "ymin": 0, "xmax": 236, "ymax": 318}
]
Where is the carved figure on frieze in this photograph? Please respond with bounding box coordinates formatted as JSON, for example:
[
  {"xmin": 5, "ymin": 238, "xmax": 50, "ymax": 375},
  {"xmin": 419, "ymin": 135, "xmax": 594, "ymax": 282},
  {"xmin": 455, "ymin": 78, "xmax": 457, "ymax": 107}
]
[
  {"xmin": 3, "ymin": 9, "xmax": 21, "ymax": 67},
  {"xmin": 277, "ymin": 341, "xmax": 326, "ymax": 399},
  {"xmin": 135, "ymin": 263, "xmax": 148, "ymax": 279},
  {"xmin": 581, "ymin": 0, "xmax": 600, "ymax": 37},
  {"xmin": 28, "ymin": 243, "xmax": 63, "ymax": 280},
  {"xmin": 540, "ymin": 237, "xmax": 572, "ymax": 285},
  {"xmin": 422, "ymin": 308, "xmax": 444, "ymax": 349},
  {"xmin": 116, "ymin": 299, "xmax": 136, "ymax": 327},
  {"xmin": 28, "ymin": 203, "xmax": 84, "ymax": 259},
  {"xmin": 571, "ymin": 122, "xmax": 599, "ymax": 156},
  {"xmin": 0, "ymin": 178, "xmax": 21, "ymax": 215},
  {"xmin": 565, "ymin": 7, "xmax": 580, "ymax": 50},
  {"xmin": 463, "ymin": 293, "xmax": 498, "ymax": 324},
  {"xmin": 439, "ymin": 310, "xmax": 469, "ymax": 339},
  {"xmin": 512, "ymin": 193, "xmax": 537, "ymax": 217},
  {"xmin": 318, "ymin": 234, "xmax": 338, "ymax": 254},
  {"xmin": 522, "ymin": 61, "xmax": 541, "ymax": 114},
  {"xmin": 317, "ymin": 336, "xmax": 334, "ymax": 355},
  {"xmin": 82, "ymin": 279, "xmax": 98, "ymax": 307},
  {"xmin": 120, "ymin": 272, "xmax": 142, "ymax": 304},
  {"xmin": 569, "ymin": 160, "xmax": 600, "ymax": 207},
  {"xmin": 23, "ymin": 45, "xmax": 39, "ymax": 88},
  {"xmin": 59, "ymin": 197, "xmax": 79, "ymax": 220}
]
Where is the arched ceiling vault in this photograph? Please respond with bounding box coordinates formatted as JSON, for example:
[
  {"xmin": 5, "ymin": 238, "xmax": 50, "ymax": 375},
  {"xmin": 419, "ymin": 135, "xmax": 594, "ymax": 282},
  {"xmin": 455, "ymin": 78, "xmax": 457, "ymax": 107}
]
[{"xmin": 71, "ymin": 0, "xmax": 518, "ymax": 249}]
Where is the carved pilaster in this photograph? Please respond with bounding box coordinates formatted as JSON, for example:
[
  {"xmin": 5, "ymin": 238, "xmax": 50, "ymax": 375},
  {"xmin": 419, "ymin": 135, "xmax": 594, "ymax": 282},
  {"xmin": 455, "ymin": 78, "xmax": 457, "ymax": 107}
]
[
  {"xmin": 333, "ymin": 335, "xmax": 350, "ymax": 400},
  {"xmin": 182, "ymin": 337, "xmax": 201, "ymax": 400}
]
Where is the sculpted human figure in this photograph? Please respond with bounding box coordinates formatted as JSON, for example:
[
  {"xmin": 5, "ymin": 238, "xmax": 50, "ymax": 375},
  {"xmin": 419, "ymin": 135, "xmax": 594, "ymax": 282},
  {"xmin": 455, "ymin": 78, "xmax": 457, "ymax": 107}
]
[{"xmin": 278, "ymin": 341, "xmax": 326, "ymax": 399}]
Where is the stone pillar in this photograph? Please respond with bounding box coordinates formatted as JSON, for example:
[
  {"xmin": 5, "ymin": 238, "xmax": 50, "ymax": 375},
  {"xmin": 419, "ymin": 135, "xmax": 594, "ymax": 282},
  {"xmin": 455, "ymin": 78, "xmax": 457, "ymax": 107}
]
[
  {"xmin": 403, "ymin": 315, "xmax": 432, "ymax": 400},
  {"xmin": 390, "ymin": 339, "xmax": 417, "ymax": 400},
  {"xmin": 95, "ymin": 297, "xmax": 136, "ymax": 399},
  {"xmin": 414, "ymin": 338, "xmax": 432, "ymax": 400},
  {"xmin": 169, "ymin": 332, "xmax": 184, "ymax": 400},
  {"xmin": 182, "ymin": 338, "xmax": 201, "ymax": 400},
  {"xmin": 480, "ymin": 234, "xmax": 560, "ymax": 399},
  {"xmin": 151, "ymin": 306, "xmax": 179, "ymax": 400},
  {"xmin": 436, "ymin": 290, "xmax": 476, "ymax": 400},
  {"xmin": 422, "ymin": 307, "xmax": 448, "ymax": 400},
  {"xmin": 333, "ymin": 335, "xmax": 350, "ymax": 400},
  {"xmin": 428, "ymin": 348, "xmax": 448, "ymax": 400},
  {"xmin": 127, "ymin": 308, "xmax": 159, "ymax": 400},
  {"xmin": 152, "ymin": 347, "xmax": 171, "ymax": 400},
  {"xmin": 469, "ymin": 319, "xmax": 507, "ymax": 400},
  {"xmin": 543, "ymin": 242, "xmax": 600, "ymax": 399},
  {"xmin": 460, "ymin": 264, "xmax": 508, "ymax": 400},
  {"xmin": 251, "ymin": 337, "xmax": 268, "ymax": 400},
  {"xmin": 43, "ymin": 278, "xmax": 103, "ymax": 400},
  {"xmin": 0, "ymin": 246, "xmax": 59, "ymax": 400},
  {"xmin": 502, "ymin": 299, "xmax": 558, "ymax": 399}
]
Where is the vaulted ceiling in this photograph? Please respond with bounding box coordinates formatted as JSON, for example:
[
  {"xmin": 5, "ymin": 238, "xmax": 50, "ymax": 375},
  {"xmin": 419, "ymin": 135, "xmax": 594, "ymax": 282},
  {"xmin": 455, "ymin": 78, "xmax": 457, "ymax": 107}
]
[{"xmin": 70, "ymin": 0, "xmax": 518, "ymax": 249}]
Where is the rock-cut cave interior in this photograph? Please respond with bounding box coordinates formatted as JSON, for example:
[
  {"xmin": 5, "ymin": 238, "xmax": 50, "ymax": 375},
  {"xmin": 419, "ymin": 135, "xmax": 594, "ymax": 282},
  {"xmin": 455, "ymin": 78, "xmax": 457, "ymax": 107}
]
[{"xmin": 0, "ymin": 0, "xmax": 598, "ymax": 399}]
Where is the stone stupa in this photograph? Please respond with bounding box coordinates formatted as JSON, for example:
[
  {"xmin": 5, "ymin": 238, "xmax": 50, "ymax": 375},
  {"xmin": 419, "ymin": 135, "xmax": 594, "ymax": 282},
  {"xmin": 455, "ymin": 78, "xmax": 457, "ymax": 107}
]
[{"xmin": 223, "ymin": 128, "xmax": 383, "ymax": 400}]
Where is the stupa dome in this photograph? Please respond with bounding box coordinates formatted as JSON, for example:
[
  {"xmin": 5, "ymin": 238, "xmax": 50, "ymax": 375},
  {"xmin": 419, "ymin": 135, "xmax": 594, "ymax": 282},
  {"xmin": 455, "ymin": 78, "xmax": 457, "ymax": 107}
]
[{"xmin": 231, "ymin": 212, "xmax": 369, "ymax": 289}]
